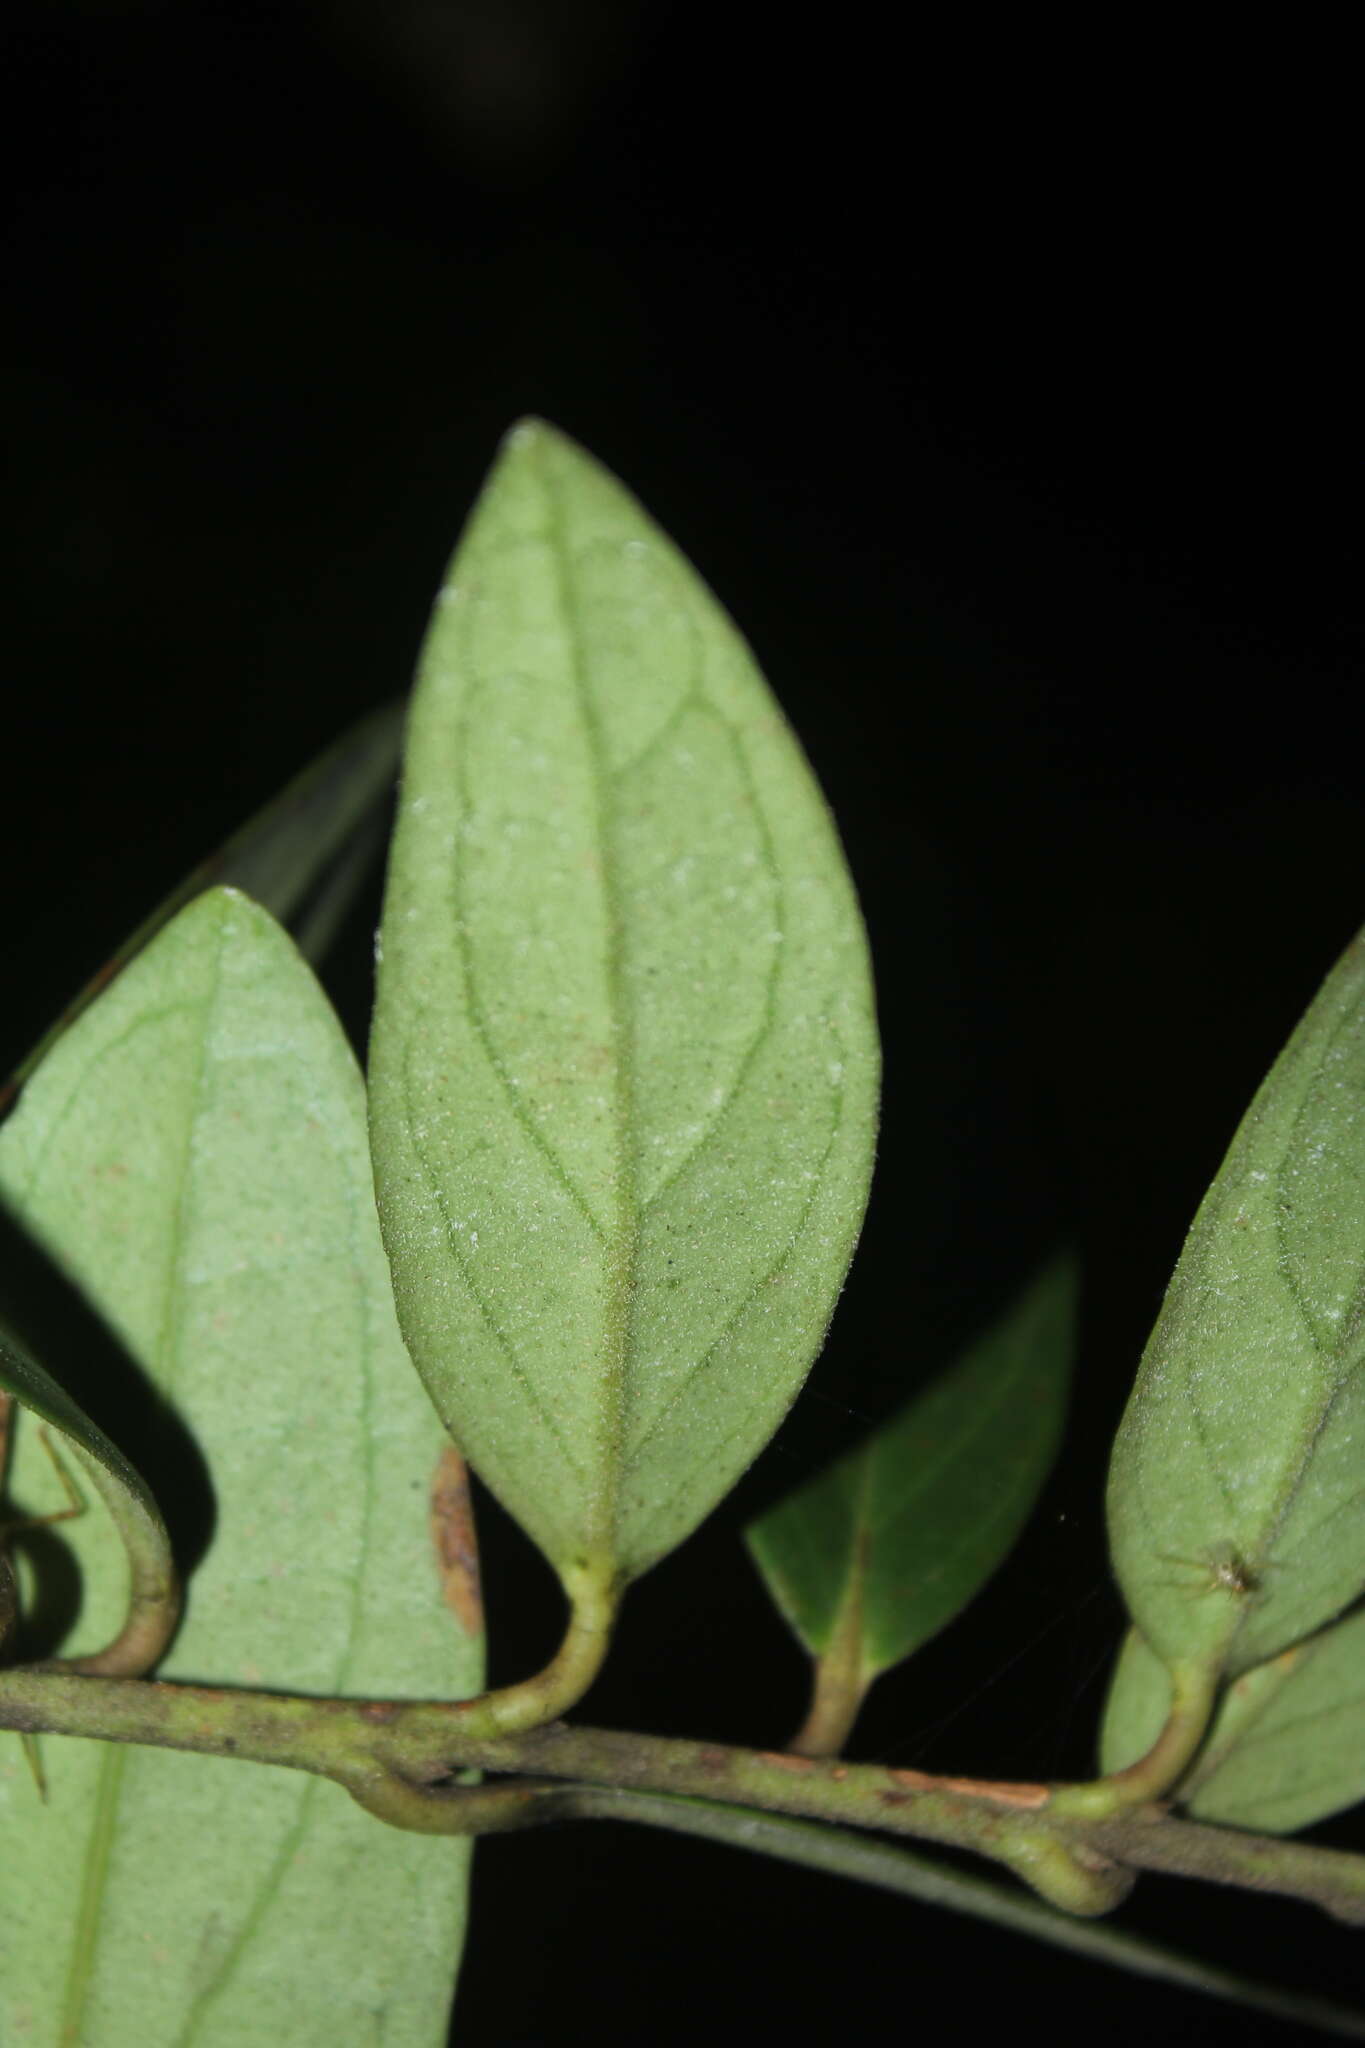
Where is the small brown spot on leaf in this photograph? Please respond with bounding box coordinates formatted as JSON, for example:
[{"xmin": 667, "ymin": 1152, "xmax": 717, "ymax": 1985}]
[
  {"xmin": 758, "ymin": 1750, "xmax": 816, "ymax": 1773},
  {"xmin": 430, "ymin": 1444, "xmax": 482, "ymax": 1637}
]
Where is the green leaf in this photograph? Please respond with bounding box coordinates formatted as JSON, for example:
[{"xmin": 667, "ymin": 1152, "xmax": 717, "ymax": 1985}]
[
  {"xmin": 1101, "ymin": 1613, "xmax": 1365, "ymax": 1834},
  {"xmin": 745, "ymin": 1257, "xmax": 1075, "ymax": 1710},
  {"xmin": 0, "ymin": 1318, "xmax": 177, "ymax": 1675},
  {"xmin": 1107, "ymin": 925, "xmax": 1365, "ymax": 1683},
  {"xmin": 368, "ymin": 419, "xmax": 879, "ymax": 1596},
  {"xmin": 2, "ymin": 702, "xmax": 402, "ymax": 1117},
  {"xmin": 0, "ymin": 887, "xmax": 482, "ymax": 2047}
]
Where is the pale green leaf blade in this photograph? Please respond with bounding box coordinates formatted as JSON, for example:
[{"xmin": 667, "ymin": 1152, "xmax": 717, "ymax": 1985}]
[
  {"xmin": 746, "ymin": 1256, "xmax": 1075, "ymax": 1679},
  {"xmin": 1107, "ymin": 926, "xmax": 1365, "ymax": 1681},
  {"xmin": 369, "ymin": 420, "xmax": 879, "ymax": 1590},
  {"xmin": 1101, "ymin": 1612, "xmax": 1365, "ymax": 1835},
  {"xmin": 0, "ymin": 886, "xmax": 483, "ymax": 2047},
  {"xmin": 0, "ymin": 1319, "xmax": 177, "ymax": 1673},
  {"xmin": 2, "ymin": 702, "xmax": 401, "ymax": 1115}
]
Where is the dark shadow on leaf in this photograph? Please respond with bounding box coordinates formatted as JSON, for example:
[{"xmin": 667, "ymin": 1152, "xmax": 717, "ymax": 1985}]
[{"xmin": 0, "ymin": 1201, "xmax": 215, "ymax": 1648}]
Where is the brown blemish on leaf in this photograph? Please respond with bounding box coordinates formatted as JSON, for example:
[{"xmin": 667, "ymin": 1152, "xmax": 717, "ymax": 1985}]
[
  {"xmin": 697, "ymin": 1747, "xmax": 729, "ymax": 1773},
  {"xmin": 360, "ymin": 1701, "xmax": 400, "ymax": 1724},
  {"xmin": 758, "ymin": 1750, "xmax": 816, "ymax": 1773},
  {"xmin": 430, "ymin": 1444, "xmax": 483, "ymax": 1637}
]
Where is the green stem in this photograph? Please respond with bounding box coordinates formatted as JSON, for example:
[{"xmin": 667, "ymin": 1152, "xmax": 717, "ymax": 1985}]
[
  {"xmin": 0, "ymin": 1663, "xmax": 1112, "ymax": 1907},
  {"xmin": 6, "ymin": 1664, "xmax": 1365, "ymax": 1926},
  {"xmin": 559, "ymin": 1790, "xmax": 1365, "ymax": 2043},
  {"xmin": 1050, "ymin": 1657, "xmax": 1220, "ymax": 1819},
  {"xmin": 59, "ymin": 1448, "xmax": 180, "ymax": 1679},
  {"xmin": 1082, "ymin": 1809, "xmax": 1365, "ymax": 1921},
  {"xmin": 789, "ymin": 1532, "xmax": 871, "ymax": 1758},
  {"xmin": 347, "ymin": 1774, "xmax": 566, "ymax": 1835},
  {"xmin": 449, "ymin": 1560, "xmax": 619, "ymax": 1737}
]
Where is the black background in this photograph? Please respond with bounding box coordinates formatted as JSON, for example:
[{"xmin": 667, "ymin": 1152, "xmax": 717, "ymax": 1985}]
[{"xmin": 4, "ymin": 6, "xmax": 1365, "ymax": 2043}]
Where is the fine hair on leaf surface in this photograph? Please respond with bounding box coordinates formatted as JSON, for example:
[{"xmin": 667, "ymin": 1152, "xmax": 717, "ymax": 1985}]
[
  {"xmin": 5, "ymin": 417, "xmax": 1365, "ymax": 2048},
  {"xmin": 0, "ymin": 889, "xmax": 482, "ymax": 2044},
  {"xmin": 1107, "ymin": 923, "xmax": 1365, "ymax": 1695},
  {"xmin": 367, "ymin": 419, "xmax": 880, "ymax": 1607}
]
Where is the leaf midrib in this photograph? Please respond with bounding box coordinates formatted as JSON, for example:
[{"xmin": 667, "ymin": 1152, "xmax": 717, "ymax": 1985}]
[{"xmin": 536, "ymin": 440, "xmax": 637, "ymax": 1565}]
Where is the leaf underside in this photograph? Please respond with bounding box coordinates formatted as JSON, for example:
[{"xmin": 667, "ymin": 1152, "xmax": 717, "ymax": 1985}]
[
  {"xmin": 1107, "ymin": 925, "xmax": 1365, "ymax": 1683},
  {"xmin": 0, "ymin": 888, "xmax": 482, "ymax": 2047},
  {"xmin": 368, "ymin": 419, "xmax": 880, "ymax": 1590}
]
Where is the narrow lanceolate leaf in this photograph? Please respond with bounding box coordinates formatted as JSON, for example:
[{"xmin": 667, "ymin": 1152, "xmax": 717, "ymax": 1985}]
[
  {"xmin": 1, "ymin": 701, "xmax": 402, "ymax": 1119},
  {"xmin": 746, "ymin": 1258, "xmax": 1075, "ymax": 1704},
  {"xmin": 0, "ymin": 887, "xmax": 482, "ymax": 2048},
  {"xmin": 368, "ymin": 420, "xmax": 879, "ymax": 1593},
  {"xmin": 1101, "ymin": 1613, "xmax": 1365, "ymax": 1835},
  {"xmin": 0, "ymin": 1322, "xmax": 177, "ymax": 1674},
  {"xmin": 1108, "ymin": 925, "xmax": 1365, "ymax": 1683}
]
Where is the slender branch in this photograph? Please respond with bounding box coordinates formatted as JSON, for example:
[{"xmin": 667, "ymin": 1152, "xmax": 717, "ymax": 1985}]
[
  {"xmin": 278, "ymin": 1765, "xmax": 1365, "ymax": 2036},
  {"xmin": 0, "ymin": 1671, "xmax": 1121, "ymax": 1908},
  {"xmin": 559, "ymin": 1789, "xmax": 1365, "ymax": 2043},
  {"xmin": 0, "ymin": 1665, "xmax": 1119, "ymax": 1910},
  {"xmin": 1084, "ymin": 1809, "xmax": 1365, "ymax": 1923},
  {"xmin": 8, "ymin": 1663, "xmax": 1365, "ymax": 1926}
]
